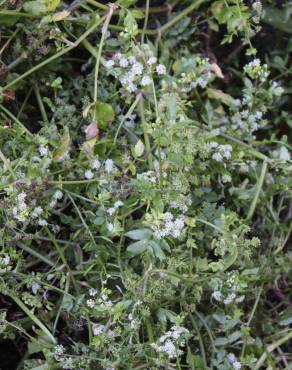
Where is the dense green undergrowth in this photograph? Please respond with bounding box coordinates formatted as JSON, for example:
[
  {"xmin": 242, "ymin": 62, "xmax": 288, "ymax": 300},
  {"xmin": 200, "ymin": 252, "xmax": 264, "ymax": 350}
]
[{"xmin": 0, "ymin": 0, "xmax": 291, "ymax": 369}]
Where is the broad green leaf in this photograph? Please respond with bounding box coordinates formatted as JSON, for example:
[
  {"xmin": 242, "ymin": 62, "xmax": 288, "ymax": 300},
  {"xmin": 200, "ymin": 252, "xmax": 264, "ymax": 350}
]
[
  {"xmin": 127, "ymin": 240, "xmax": 148, "ymax": 255},
  {"xmin": 125, "ymin": 228, "xmax": 152, "ymax": 240},
  {"xmin": 24, "ymin": 1, "xmax": 47, "ymax": 15},
  {"xmin": 93, "ymin": 101, "xmax": 115, "ymax": 130},
  {"xmin": 150, "ymin": 240, "xmax": 165, "ymax": 260}
]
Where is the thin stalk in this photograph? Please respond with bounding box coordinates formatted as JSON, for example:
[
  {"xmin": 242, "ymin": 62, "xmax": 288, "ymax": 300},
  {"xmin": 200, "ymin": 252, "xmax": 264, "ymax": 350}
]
[
  {"xmin": 93, "ymin": 4, "xmax": 116, "ymax": 108},
  {"xmin": 139, "ymin": 97, "xmax": 153, "ymax": 169},
  {"xmin": 9, "ymin": 294, "xmax": 56, "ymax": 344},
  {"xmin": 0, "ymin": 149, "xmax": 15, "ymax": 179},
  {"xmin": 246, "ymin": 159, "xmax": 268, "ymax": 220},
  {"xmin": 113, "ymin": 93, "xmax": 142, "ymax": 145},
  {"xmin": 34, "ymin": 83, "xmax": 49, "ymax": 124},
  {"xmin": 255, "ymin": 331, "xmax": 292, "ymax": 369},
  {"xmin": 141, "ymin": 0, "xmax": 150, "ymax": 43},
  {"xmin": 0, "ymin": 104, "xmax": 32, "ymax": 136},
  {"xmin": 86, "ymin": 0, "xmax": 108, "ymax": 10},
  {"xmin": 17, "ymin": 242, "xmax": 55, "ymax": 267}
]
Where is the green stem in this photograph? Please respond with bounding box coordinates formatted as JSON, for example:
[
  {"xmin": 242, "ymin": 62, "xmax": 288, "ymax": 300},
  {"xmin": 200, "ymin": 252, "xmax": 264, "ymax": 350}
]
[
  {"xmin": 255, "ymin": 331, "xmax": 292, "ymax": 369},
  {"xmin": 246, "ymin": 159, "xmax": 268, "ymax": 220},
  {"xmin": 34, "ymin": 83, "xmax": 49, "ymax": 124},
  {"xmin": 0, "ymin": 104, "xmax": 32, "ymax": 136},
  {"xmin": 141, "ymin": 0, "xmax": 150, "ymax": 43},
  {"xmin": 93, "ymin": 4, "xmax": 116, "ymax": 106},
  {"xmin": 9, "ymin": 294, "xmax": 56, "ymax": 344},
  {"xmin": 17, "ymin": 242, "xmax": 55, "ymax": 267},
  {"xmin": 139, "ymin": 97, "xmax": 153, "ymax": 169},
  {"xmin": 113, "ymin": 93, "xmax": 142, "ymax": 145}
]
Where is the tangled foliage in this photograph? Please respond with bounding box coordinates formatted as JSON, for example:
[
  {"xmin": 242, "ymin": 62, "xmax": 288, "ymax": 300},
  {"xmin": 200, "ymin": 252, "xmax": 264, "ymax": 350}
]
[{"xmin": 0, "ymin": 0, "xmax": 291, "ymax": 369}]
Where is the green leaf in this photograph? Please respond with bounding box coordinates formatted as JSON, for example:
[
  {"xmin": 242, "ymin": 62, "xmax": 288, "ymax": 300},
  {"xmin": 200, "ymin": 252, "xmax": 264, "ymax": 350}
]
[
  {"xmin": 207, "ymin": 88, "xmax": 235, "ymax": 106},
  {"xmin": 125, "ymin": 228, "xmax": 152, "ymax": 240},
  {"xmin": 24, "ymin": 1, "xmax": 47, "ymax": 15},
  {"xmin": 94, "ymin": 101, "xmax": 115, "ymax": 130},
  {"xmin": 150, "ymin": 240, "xmax": 166, "ymax": 260},
  {"xmin": 133, "ymin": 139, "xmax": 144, "ymax": 157},
  {"xmin": 124, "ymin": 10, "xmax": 138, "ymax": 36},
  {"xmin": 127, "ymin": 240, "xmax": 148, "ymax": 255}
]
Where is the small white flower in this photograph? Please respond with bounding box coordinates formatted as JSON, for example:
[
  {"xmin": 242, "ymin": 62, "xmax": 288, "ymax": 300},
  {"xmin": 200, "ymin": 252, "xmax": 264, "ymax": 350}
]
[
  {"xmin": 227, "ymin": 353, "xmax": 236, "ymax": 364},
  {"xmin": 147, "ymin": 56, "xmax": 157, "ymax": 65},
  {"xmin": 53, "ymin": 190, "xmax": 63, "ymax": 200},
  {"xmin": 222, "ymin": 174, "xmax": 231, "ymax": 183},
  {"xmin": 84, "ymin": 170, "xmax": 94, "ymax": 179},
  {"xmin": 128, "ymin": 56, "xmax": 137, "ymax": 64},
  {"xmin": 89, "ymin": 288, "xmax": 98, "ymax": 296},
  {"xmin": 38, "ymin": 219, "xmax": 48, "ymax": 226},
  {"xmin": 141, "ymin": 76, "xmax": 152, "ymax": 86},
  {"xmin": 119, "ymin": 57, "xmax": 129, "ymax": 68},
  {"xmin": 38, "ymin": 146, "xmax": 48, "ymax": 156},
  {"xmin": 18, "ymin": 192, "xmax": 26, "ymax": 202},
  {"xmin": 91, "ymin": 158, "xmax": 101, "ymax": 169},
  {"xmin": 104, "ymin": 159, "xmax": 114, "ymax": 173},
  {"xmin": 156, "ymin": 64, "xmax": 166, "ymax": 75},
  {"xmin": 54, "ymin": 344, "xmax": 65, "ymax": 356},
  {"xmin": 104, "ymin": 60, "xmax": 114, "ymax": 69},
  {"xmin": 32, "ymin": 206, "xmax": 43, "ymax": 218},
  {"xmin": 107, "ymin": 223, "xmax": 114, "ymax": 233},
  {"xmin": 233, "ymin": 361, "xmax": 242, "ymax": 370},
  {"xmin": 212, "ymin": 291, "xmax": 222, "ymax": 301},
  {"xmin": 114, "ymin": 200, "xmax": 123, "ymax": 208},
  {"xmin": 86, "ymin": 299, "xmax": 95, "ymax": 308},
  {"xmin": 107, "ymin": 207, "xmax": 116, "ymax": 216},
  {"xmin": 92, "ymin": 323, "xmax": 105, "ymax": 336},
  {"xmin": 212, "ymin": 152, "xmax": 223, "ymax": 162},
  {"xmin": 131, "ymin": 62, "xmax": 143, "ymax": 75}
]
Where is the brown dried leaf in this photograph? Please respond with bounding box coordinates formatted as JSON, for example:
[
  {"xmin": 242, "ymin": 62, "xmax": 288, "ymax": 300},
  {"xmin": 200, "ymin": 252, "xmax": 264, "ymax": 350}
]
[{"xmin": 85, "ymin": 121, "xmax": 99, "ymax": 141}]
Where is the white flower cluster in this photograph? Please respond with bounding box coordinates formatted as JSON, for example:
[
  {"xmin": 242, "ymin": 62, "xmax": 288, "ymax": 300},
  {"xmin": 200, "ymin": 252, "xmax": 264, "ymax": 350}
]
[
  {"xmin": 230, "ymin": 109, "xmax": 266, "ymax": 133},
  {"xmin": 211, "ymin": 273, "xmax": 245, "ymax": 305},
  {"xmin": 212, "ymin": 291, "xmax": 244, "ymax": 305},
  {"xmin": 107, "ymin": 200, "xmax": 123, "ymax": 216},
  {"xmin": 104, "ymin": 44, "xmax": 166, "ymax": 93},
  {"xmin": 49, "ymin": 190, "xmax": 63, "ymax": 208},
  {"xmin": 227, "ymin": 353, "xmax": 242, "ymax": 370},
  {"xmin": 86, "ymin": 289, "xmax": 113, "ymax": 310},
  {"xmin": 54, "ymin": 344, "xmax": 65, "ymax": 358},
  {"xmin": 151, "ymin": 325, "xmax": 189, "ymax": 359},
  {"xmin": 0, "ymin": 254, "xmax": 11, "ymax": 273},
  {"xmin": 252, "ymin": 1, "xmax": 262, "ymax": 24},
  {"xmin": 92, "ymin": 323, "xmax": 115, "ymax": 337},
  {"xmin": 209, "ymin": 142, "xmax": 232, "ymax": 162},
  {"xmin": 177, "ymin": 56, "xmax": 213, "ymax": 92},
  {"xmin": 151, "ymin": 212, "xmax": 186, "ymax": 240},
  {"xmin": 84, "ymin": 157, "xmax": 115, "ymax": 179},
  {"xmin": 272, "ymin": 146, "xmax": 291, "ymax": 161},
  {"xmin": 244, "ymin": 59, "xmax": 269, "ymax": 82},
  {"xmin": 137, "ymin": 171, "xmax": 157, "ymax": 184}
]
